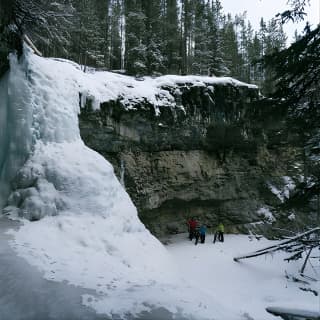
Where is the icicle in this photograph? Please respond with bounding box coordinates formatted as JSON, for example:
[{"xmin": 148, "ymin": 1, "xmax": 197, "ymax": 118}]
[{"xmin": 120, "ymin": 158, "xmax": 125, "ymax": 188}]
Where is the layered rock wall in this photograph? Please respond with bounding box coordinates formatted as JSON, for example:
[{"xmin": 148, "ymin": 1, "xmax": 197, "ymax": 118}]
[{"xmin": 80, "ymin": 80, "xmax": 300, "ymax": 236}]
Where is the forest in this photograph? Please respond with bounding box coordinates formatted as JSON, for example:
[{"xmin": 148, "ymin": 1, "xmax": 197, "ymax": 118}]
[{"xmin": 2, "ymin": 0, "xmax": 290, "ymax": 95}]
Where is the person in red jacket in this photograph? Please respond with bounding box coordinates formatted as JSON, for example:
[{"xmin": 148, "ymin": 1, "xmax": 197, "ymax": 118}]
[{"xmin": 187, "ymin": 217, "xmax": 197, "ymax": 241}]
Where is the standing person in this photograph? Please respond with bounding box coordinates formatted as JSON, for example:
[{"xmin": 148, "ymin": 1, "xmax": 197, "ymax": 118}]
[
  {"xmin": 213, "ymin": 222, "xmax": 224, "ymax": 243},
  {"xmin": 217, "ymin": 222, "xmax": 224, "ymax": 242},
  {"xmin": 199, "ymin": 224, "xmax": 207, "ymax": 244},
  {"xmin": 194, "ymin": 225, "xmax": 200, "ymax": 245},
  {"xmin": 187, "ymin": 217, "xmax": 197, "ymax": 241}
]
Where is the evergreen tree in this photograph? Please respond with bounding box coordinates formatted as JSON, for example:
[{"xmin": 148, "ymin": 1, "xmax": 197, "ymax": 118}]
[
  {"xmin": 264, "ymin": 18, "xmax": 320, "ymax": 209},
  {"xmin": 69, "ymin": 0, "xmax": 106, "ymax": 68},
  {"xmin": 238, "ymin": 18, "xmax": 250, "ymax": 82},
  {"xmin": 180, "ymin": 0, "xmax": 195, "ymax": 74},
  {"xmin": 142, "ymin": 0, "xmax": 166, "ymax": 74},
  {"xmin": 94, "ymin": 0, "xmax": 111, "ymax": 69},
  {"xmin": 109, "ymin": 0, "xmax": 123, "ymax": 70},
  {"xmin": 124, "ymin": 0, "xmax": 147, "ymax": 76},
  {"xmin": 164, "ymin": 0, "xmax": 181, "ymax": 74},
  {"xmin": 192, "ymin": 0, "xmax": 208, "ymax": 74},
  {"xmin": 248, "ymin": 32, "xmax": 263, "ymax": 85},
  {"xmin": 221, "ymin": 14, "xmax": 240, "ymax": 77},
  {"xmin": 206, "ymin": 0, "xmax": 227, "ymax": 76},
  {"xmin": 12, "ymin": 0, "xmax": 75, "ymax": 59},
  {"xmin": 262, "ymin": 19, "xmax": 287, "ymax": 95}
]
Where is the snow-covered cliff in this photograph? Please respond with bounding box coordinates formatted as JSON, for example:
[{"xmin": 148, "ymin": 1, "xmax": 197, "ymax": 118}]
[{"xmin": 78, "ymin": 63, "xmax": 303, "ymax": 237}]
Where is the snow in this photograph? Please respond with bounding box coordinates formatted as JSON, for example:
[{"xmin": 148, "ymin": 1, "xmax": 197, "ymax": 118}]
[
  {"xmin": 288, "ymin": 212, "xmax": 296, "ymax": 221},
  {"xmin": 18, "ymin": 49, "xmax": 257, "ymax": 117},
  {"xmin": 282, "ymin": 176, "xmax": 295, "ymax": 199},
  {"xmin": 167, "ymin": 234, "xmax": 319, "ymax": 320},
  {"xmin": 257, "ymin": 207, "xmax": 276, "ymax": 223},
  {"xmin": 0, "ymin": 49, "xmax": 316, "ymax": 319},
  {"xmin": 3, "ymin": 220, "xmax": 319, "ymax": 319},
  {"xmin": 268, "ymin": 183, "xmax": 285, "ymax": 202},
  {"xmin": 268, "ymin": 176, "xmax": 296, "ymax": 203},
  {"xmin": 89, "ymin": 72, "xmax": 257, "ymax": 116}
]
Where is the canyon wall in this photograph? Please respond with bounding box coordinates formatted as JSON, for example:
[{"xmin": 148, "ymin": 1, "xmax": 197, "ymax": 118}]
[{"xmin": 79, "ymin": 79, "xmax": 302, "ymax": 236}]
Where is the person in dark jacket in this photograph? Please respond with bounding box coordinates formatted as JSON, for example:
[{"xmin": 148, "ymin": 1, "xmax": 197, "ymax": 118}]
[
  {"xmin": 194, "ymin": 226, "xmax": 200, "ymax": 245},
  {"xmin": 187, "ymin": 217, "xmax": 197, "ymax": 240},
  {"xmin": 199, "ymin": 224, "xmax": 207, "ymax": 243}
]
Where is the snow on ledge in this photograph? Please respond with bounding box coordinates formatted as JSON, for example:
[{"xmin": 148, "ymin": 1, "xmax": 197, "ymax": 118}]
[{"xmin": 38, "ymin": 55, "xmax": 257, "ymax": 115}]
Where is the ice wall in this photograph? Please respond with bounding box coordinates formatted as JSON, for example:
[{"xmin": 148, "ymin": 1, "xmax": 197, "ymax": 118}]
[
  {"xmin": 0, "ymin": 54, "xmax": 33, "ymax": 209},
  {"xmin": 0, "ymin": 46, "xmax": 159, "ymax": 228}
]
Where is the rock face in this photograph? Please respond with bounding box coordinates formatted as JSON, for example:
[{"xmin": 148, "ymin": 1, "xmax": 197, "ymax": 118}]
[{"xmin": 79, "ymin": 79, "xmax": 301, "ymax": 236}]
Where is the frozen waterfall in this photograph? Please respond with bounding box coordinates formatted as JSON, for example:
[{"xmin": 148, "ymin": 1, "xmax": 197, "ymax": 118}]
[{"xmin": 0, "ymin": 54, "xmax": 33, "ymax": 210}]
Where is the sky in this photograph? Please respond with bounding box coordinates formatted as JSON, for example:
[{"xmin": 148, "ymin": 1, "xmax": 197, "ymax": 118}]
[{"xmin": 221, "ymin": 0, "xmax": 320, "ymax": 43}]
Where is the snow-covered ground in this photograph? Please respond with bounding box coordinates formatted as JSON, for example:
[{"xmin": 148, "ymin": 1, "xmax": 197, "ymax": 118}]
[
  {"xmin": 2, "ymin": 219, "xmax": 319, "ymax": 320},
  {"xmin": 167, "ymin": 233, "xmax": 319, "ymax": 320},
  {"xmin": 0, "ymin": 218, "xmax": 108, "ymax": 320}
]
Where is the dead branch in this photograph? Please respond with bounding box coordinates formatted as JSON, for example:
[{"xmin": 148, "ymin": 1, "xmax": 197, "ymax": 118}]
[
  {"xmin": 300, "ymin": 247, "xmax": 313, "ymax": 274},
  {"xmin": 23, "ymin": 34, "xmax": 42, "ymax": 56},
  {"xmin": 234, "ymin": 227, "xmax": 320, "ymax": 262}
]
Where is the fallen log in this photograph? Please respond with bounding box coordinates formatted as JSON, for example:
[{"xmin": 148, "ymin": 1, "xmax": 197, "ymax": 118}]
[
  {"xmin": 233, "ymin": 227, "xmax": 320, "ymax": 262},
  {"xmin": 23, "ymin": 34, "xmax": 43, "ymax": 56},
  {"xmin": 266, "ymin": 306, "xmax": 320, "ymax": 320}
]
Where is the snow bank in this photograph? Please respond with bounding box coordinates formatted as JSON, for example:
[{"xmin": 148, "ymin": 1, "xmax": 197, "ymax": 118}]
[
  {"xmin": 15, "ymin": 51, "xmax": 256, "ymax": 117},
  {"xmin": 3, "ymin": 48, "xmax": 233, "ymax": 319},
  {"xmin": 89, "ymin": 73, "xmax": 257, "ymax": 115}
]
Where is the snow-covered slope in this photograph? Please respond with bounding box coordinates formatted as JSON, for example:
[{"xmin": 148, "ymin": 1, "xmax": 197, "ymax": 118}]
[{"xmin": 0, "ymin": 48, "xmax": 238, "ymax": 319}]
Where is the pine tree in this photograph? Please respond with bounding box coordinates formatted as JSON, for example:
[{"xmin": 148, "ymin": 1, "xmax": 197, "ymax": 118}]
[
  {"xmin": 12, "ymin": 0, "xmax": 75, "ymax": 59},
  {"xmin": 69, "ymin": 0, "xmax": 106, "ymax": 68},
  {"xmin": 206, "ymin": 0, "xmax": 227, "ymax": 76},
  {"xmin": 109, "ymin": 0, "xmax": 123, "ymax": 70},
  {"xmin": 238, "ymin": 17, "xmax": 250, "ymax": 82},
  {"xmin": 262, "ymin": 19, "xmax": 287, "ymax": 95},
  {"xmin": 221, "ymin": 14, "xmax": 240, "ymax": 78},
  {"xmin": 180, "ymin": 0, "xmax": 193, "ymax": 74},
  {"xmin": 93, "ymin": 0, "xmax": 111, "ymax": 69},
  {"xmin": 192, "ymin": 0, "xmax": 208, "ymax": 74},
  {"xmin": 264, "ymin": 18, "xmax": 320, "ymax": 210},
  {"xmin": 124, "ymin": 0, "xmax": 147, "ymax": 76},
  {"xmin": 248, "ymin": 32, "xmax": 263, "ymax": 85},
  {"xmin": 142, "ymin": 0, "xmax": 166, "ymax": 75},
  {"xmin": 164, "ymin": 0, "xmax": 181, "ymax": 74}
]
